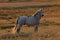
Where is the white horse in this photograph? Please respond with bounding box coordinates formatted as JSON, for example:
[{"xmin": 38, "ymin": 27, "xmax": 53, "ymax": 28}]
[{"xmin": 12, "ymin": 8, "xmax": 44, "ymax": 34}]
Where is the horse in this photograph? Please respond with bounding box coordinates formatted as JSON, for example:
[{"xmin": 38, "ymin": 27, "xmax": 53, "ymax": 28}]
[{"xmin": 12, "ymin": 8, "xmax": 44, "ymax": 34}]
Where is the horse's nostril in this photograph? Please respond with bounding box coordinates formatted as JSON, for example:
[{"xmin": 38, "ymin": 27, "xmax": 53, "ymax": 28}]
[{"xmin": 42, "ymin": 15, "xmax": 44, "ymax": 16}]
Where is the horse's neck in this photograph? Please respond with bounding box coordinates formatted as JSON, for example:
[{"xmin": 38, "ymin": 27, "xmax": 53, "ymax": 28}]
[{"xmin": 34, "ymin": 15, "xmax": 41, "ymax": 20}]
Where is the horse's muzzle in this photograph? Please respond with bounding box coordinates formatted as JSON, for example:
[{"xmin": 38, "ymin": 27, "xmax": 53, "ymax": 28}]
[{"xmin": 42, "ymin": 15, "xmax": 44, "ymax": 17}]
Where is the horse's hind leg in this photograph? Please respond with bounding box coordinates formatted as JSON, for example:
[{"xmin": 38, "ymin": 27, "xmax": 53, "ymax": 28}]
[
  {"xmin": 34, "ymin": 25, "xmax": 38, "ymax": 32},
  {"xmin": 17, "ymin": 24, "xmax": 22, "ymax": 33}
]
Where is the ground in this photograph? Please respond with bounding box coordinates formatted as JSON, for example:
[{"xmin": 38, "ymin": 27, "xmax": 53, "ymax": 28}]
[{"xmin": 0, "ymin": 1, "xmax": 60, "ymax": 40}]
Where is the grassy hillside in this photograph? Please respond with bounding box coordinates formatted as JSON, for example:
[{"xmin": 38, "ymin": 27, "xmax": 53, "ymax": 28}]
[
  {"xmin": 0, "ymin": 0, "xmax": 60, "ymax": 40},
  {"xmin": 0, "ymin": 5, "xmax": 60, "ymax": 29}
]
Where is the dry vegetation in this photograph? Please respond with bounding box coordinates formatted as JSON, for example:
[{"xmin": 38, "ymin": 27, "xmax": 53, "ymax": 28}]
[
  {"xmin": 0, "ymin": 0, "xmax": 60, "ymax": 3},
  {"xmin": 0, "ymin": 2, "xmax": 60, "ymax": 40}
]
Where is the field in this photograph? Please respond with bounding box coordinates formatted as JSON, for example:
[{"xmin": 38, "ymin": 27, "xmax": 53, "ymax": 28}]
[{"xmin": 0, "ymin": 1, "xmax": 60, "ymax": 40}]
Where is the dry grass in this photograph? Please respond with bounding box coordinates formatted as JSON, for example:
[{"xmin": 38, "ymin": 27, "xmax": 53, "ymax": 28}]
[{"xmin": 0, "ymin": 3, "xmax": 60, "ymax": 40}]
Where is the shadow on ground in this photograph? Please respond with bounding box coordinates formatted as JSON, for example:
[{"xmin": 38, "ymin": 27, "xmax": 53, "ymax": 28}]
[{"xmin": 0, "ymin": 32, "xmax": 32, "ymax": 39}]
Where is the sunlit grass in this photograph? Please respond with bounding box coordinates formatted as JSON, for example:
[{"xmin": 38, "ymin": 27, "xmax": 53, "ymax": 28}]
[
  {"xmin": 0, "ymin": 21, "xmax": 60, "ymax": 30},
  {"xmin": 0, "ymin": 5, "xmax": 60, "ymax": 30}
]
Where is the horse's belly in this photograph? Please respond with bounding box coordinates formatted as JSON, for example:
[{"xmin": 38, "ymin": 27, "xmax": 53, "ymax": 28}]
[
  {"xmin": 26, "ymin": 22, "xmax": 34, "ymax": 25},
  {"xmin": 26, "ymin": 20, "xmax": 36, "ymax": 25}
]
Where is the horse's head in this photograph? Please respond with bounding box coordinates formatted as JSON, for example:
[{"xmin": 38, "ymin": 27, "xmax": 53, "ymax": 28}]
[
  {"xmin": 37, "ymin": 8, "xmax": 44, "ymax": 17},
  {"xmin": 40, "ymin": 8, "xmax": 44, "ymax": 17},
  {"xmin": 34, "ymin": 8, "xmax": 44, "ymax": 18}
]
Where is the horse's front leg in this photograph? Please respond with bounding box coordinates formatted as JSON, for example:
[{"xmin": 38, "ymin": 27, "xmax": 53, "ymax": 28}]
[{"xmin": 34, "ymin": 25, "xmax": 38, "ymax": 32}]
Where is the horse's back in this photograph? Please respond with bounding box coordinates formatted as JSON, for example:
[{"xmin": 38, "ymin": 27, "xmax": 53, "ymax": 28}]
[{"xmin": 17, "ymin": 16, "xmax": 28, "ymax": 24}]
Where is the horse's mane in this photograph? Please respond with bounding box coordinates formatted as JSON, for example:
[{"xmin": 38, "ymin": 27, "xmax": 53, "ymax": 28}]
[{"xmin": 32, "ymin": 9, "xmax": 41, "ymax": 16}]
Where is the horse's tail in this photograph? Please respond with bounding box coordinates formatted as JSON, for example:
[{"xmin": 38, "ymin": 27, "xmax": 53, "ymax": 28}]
[
  {"xmin": 15, "ymin": 18, "xmax": 18, "ymax": 30},
  {"xmin": 11, "ymin": 18, "xmax": 18, "ymax": 34}
]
